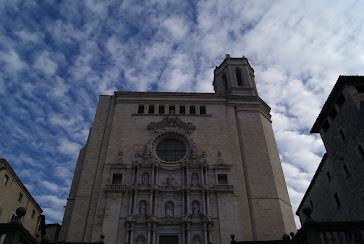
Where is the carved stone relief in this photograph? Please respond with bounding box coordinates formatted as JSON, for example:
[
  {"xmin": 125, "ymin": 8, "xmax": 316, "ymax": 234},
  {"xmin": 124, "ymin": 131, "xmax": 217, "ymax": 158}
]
[
  {"xmin": 191, "ymin": 173, "xmax": 199, "ymax": 186},
  {"xmin": 141, "ymin": 172, "xmax": 149, "ymax": 185},
  {"xmin": 136, "ymin": 235, "xmax": 145, "ymax": 244}
]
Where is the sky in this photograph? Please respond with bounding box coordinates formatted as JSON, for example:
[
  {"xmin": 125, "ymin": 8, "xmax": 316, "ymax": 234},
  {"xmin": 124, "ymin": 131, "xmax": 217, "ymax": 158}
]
[{"xmin": 1, "ymin": 0, "xmax": 363, "ymax": 228}]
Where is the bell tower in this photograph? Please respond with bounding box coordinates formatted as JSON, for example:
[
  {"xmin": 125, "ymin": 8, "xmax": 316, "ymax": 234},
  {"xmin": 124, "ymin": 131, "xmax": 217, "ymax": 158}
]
[{"xmin": 213, "ymin": 54, "xmax": 258, "ymax": 96}]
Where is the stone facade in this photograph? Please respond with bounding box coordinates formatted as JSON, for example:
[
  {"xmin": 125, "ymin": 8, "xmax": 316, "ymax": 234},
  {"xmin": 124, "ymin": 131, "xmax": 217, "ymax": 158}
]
[
  {"xmin": 59, "ymin": 56, "xmax": 296, "ymax": 244},
  {"xmin": 0, "ymin": 158, "xmax": 43, "ymax": 236},
  {"xmin": 297, "ymin": 76, "xmax": 364, "ymax": 224}
]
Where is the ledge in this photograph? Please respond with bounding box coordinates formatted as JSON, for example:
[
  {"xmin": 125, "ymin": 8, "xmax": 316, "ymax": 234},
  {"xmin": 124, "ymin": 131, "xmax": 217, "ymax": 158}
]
[
  {"xmin": 213, "ymin": 185, "xmax": 234, "ymax": 192},
  {"xmin": 105, "ymin": 184, "xmax": 126, "ymax": 193}
]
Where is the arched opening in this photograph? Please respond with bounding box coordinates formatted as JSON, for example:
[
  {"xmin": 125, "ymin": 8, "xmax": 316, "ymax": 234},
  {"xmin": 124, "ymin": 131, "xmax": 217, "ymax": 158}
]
[{"xmin": 236, "ymin": 69, "xmax": 243, "ymax": 86}]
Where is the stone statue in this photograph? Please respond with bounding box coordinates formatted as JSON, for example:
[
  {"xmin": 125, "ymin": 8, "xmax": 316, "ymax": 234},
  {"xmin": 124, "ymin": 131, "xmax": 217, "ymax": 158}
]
[
  {"xmin": 136, "ymin": 237, "xmax": 144, "ymax": 244},
  {"xmin": 193, "ymin": 237, "xmax": 201, "ymax": 244},
  {"xmin": 166, "ymin": 175, "xmax": 175, "ymax": 187},
  {"xmin": 192, "ymin": 201, "xmax": 200, "ymax": 216},
  {"xmin": 142, "ymin": 172, "xmax": 149, "ymax": 185},
  {"xmin": 165, "ymin": 201, "xmax": 174, "ymax": 217},
  {"xmin": 139, "ymin": 201, "xmax": 146, "ymax": 215},
  {"xmin": 217, "ymin": 151, "xmax": 223, "ymax": 164},
  {"xmin": 191, "ymin": 173, "xmax": 199, "ymax": 186}
]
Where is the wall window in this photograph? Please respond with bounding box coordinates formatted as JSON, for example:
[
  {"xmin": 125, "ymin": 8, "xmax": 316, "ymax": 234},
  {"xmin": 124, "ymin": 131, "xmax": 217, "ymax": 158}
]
[
  {"xmin": 334, "ymin": 192, "xmax": 341, "ymax": 209},
  {"xmin": 343, "ymin": 163, "xmax": 350, "ymax": 178},
  {"xmin": 10, "ymin": 213, "xmax": 17, "ymax": 221},
  {"xmin": 148, "ymin": 105, "xmax": 154, "ymax": 114},
  {"xmin": 138, "ymin": 105, "xmax": 144, "ymax": 114},
  {"xmin": 31, "ymin": 210, "xmax": 35, "ymax": 219},
  {"xmin": 179, "ymin": 105, "xmax": 185, "ymax": 114},
  {"xmin": 3, "ymin": 174, "xmax": 9, "ymax": 185},
  {"xmin": 339, "ymin": 129, "xmax": 346, "ymax": 141},
  {"xmin": 358, "ymin": 145, "xmax": 364, "ymax": 158},
  {"xmin": 217, "ymin": 174, "xmax": 228, "ymax": 184},
  {"xmin": 328, "ymin": 108, "xmax": 337, "ymax": 119},
  {"xmin": 310, "ymin": 200, "xmax": 314, "ymax": 210},
  {"xmin": 200, "ymin": 106, "xmax": 206, "ymax": 114},
  {"xmin": 236, "ymin": 69, "xmax": 243, "ymax": 86},
  {"xmin": 190, "ymin": 105, "xmax": 196, "ymax": 114},
  {"xmin": 322, "ymin": 119, "xmax": 330, "ymax": 132},
  {"xmin": 112, "ymin": 174, "xmax": 123, "ymax": 184},
  {"xmin": 159, "ymin": 105, "xmax": 165, "ymax": 114},
  {"xmin": 336, "ymin": 93, "xmax": 345, "ymax": 107},
  {"xmin": 18, "ymin": 193, "xmax": 23, "ymax": 203},
  {"xmin": 169, "ymin": 105, "xmax": 175, "ymax": 114},
  {"xmin": 326, "ymin": 171, "xmax": 331, "ymax": 182}
]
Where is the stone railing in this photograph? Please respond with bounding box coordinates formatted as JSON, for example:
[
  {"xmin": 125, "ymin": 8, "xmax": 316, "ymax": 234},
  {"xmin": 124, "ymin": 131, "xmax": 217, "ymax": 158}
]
[
  {"xmin": 213, "ymin": 184, "xmax": 234, "ymax": 192},
  {"xmin": 105, "ymin": 184, "xmax": 126, "ymax": 193}
]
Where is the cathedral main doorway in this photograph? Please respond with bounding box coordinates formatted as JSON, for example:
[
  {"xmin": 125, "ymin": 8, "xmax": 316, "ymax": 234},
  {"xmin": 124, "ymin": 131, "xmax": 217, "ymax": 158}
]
[{"xmin": 159, "ymin": 235, "xmax": 178, "ymax": 244}]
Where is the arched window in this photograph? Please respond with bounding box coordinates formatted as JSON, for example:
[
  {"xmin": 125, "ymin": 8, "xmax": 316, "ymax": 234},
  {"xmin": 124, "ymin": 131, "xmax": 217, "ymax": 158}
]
[{"xmin": 236, "ymin": 69, "xmax": 243, "ymax": 86}]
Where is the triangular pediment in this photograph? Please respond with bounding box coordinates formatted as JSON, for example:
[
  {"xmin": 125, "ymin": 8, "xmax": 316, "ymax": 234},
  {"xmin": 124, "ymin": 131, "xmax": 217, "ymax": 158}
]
[{"xmin": 147, "ymin": 115, "xmax": 195, "ymax": 131}]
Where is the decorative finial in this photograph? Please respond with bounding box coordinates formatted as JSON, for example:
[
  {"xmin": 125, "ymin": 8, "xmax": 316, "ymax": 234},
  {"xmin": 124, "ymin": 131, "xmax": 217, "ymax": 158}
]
[{"xmin": 226, "ymin": 54, "xmax": 230, "ymax": 58}]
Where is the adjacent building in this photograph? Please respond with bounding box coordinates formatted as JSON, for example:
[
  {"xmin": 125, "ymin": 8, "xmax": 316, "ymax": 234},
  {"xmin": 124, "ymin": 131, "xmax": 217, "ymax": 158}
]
[
  {"xmin": 0, "ymin": 158, "xmax": 43, "ymax": 236},
  {"xmin": 59, "ymin": 56, "xmax": 296, "ymax": 244},
  {"xmin": 297, "ymin": 76, "xmax": 364, "ymax": 224}
]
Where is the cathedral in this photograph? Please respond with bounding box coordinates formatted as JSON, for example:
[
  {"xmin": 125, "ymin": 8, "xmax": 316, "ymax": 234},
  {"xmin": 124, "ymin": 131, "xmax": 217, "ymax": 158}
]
[{"xmin": 59, "ymin": 56, "xmax": 296, "ymax": 244}]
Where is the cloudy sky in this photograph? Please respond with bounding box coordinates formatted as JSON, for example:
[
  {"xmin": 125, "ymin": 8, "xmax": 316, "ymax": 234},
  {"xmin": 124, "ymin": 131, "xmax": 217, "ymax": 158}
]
[{"xmin": 1, "ymin": 0, "xmax": 363, "ymax": 227}]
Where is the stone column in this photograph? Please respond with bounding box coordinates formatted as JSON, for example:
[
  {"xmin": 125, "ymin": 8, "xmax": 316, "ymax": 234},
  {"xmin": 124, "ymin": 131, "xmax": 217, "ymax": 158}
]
[
  {"xmin": 136, "ymin": 166, "xmax": 140, "ymax": 185},
  {"xmin": 204, "ymin": 166, "xmax": 208, "ymax": 185},
  {"xmin": 154, "ymin": 193, "xmax": 158, "ymax": 215},
  {"xmin": 125, "ymin": 224, "xmax": 130, "ymax": 244},
  {"xmin": 186, "ymin": 191, "xmax": 190, "ymax": 214},
  {"xmin": 152, "ymin": 224, "xmax": 157, "ymax": 244},
  {"xmin": 186, "ymin": 223, "xmax": 191, "ymax": 244},
  {"xmin": 182, "ymin": 191, "xmax": 185, "ymax": 215},
  {"xmin": 206, "ymin": 191, "xmax": 210, "ymax": 215},
  {"xmin": 208, "ymin": 224, "xmax": 212, "ymax": 244},
  {"xmin": 147, "ymin": 223, "xmax": 151, "ymax": 244},
  {"xmin": 130, "ymin": 223, "xmax": 135, "ymax": 244},
  {"xmin": 200, "ymin": 166, "xmax": 204, "ymax": 184},
  {"xmin": 149, "ymin": 189, "xmax": 153, "ymax": 214},
  {"xmin": 133, "ymin": 190, "xmax": 138, "ymax": 213},
  {"xmin": 203, "ymin": 223, "xmax": 208, "ymax": 244},
  {"xmin": 156, "ymin": 166, "xmax": 159, "ymax": 184},
  {"xmin": 128, "ymin": 190, "xmax": 133, "ymax": 214},
  {"xmin": 151, "ymin": 166, "xmax": 155, "ymax": 184},
  {"xmin": 181, "ymin": 224, "xmax": 185, "ymax": 244},
  {"xmin": 186, "ymin": 167, "xmax": 190, "ymax": 185},
  {"xmin": 132, "ymin": 166, "xmax": 136, "ymax": 184},
  {"xmin": 202, "ymin": 190, "xmax": 206, "ymax": 214}
]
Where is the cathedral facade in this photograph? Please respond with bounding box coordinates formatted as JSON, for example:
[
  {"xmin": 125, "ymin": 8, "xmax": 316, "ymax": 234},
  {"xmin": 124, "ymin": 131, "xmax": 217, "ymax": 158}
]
[{"xmin": 59, "ymin": 56, "xmax": 296, "ymax": 244}]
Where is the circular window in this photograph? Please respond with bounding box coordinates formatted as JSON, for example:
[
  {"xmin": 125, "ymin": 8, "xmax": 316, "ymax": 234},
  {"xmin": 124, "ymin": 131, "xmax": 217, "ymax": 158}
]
[{"xmin": 156, "ymin": 139, "xmax": 186, "ymax": 162}]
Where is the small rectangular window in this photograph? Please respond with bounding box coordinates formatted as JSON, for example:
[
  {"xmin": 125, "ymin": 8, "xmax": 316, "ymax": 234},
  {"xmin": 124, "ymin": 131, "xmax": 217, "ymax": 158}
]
[
  {"xmin": 31, "ymin": 210, "xmax": 35, "ymax": 219},
  {"xmin": 322, "ymin": 119, "xmax": 330, "ymax": 132},
  {"xmin": 159, "ymin": 105, "xmax": 165, "ymax": 114},
  {"xmin": 329, "ymin": 108, "xmax": 337, "ymax": 119},
  {"xmin": 169, "ymin": 106, "xmax": 175, "ymax": 114},
  {"xmin": 3, "ymin": 174, "xmax": 9, "ymax": 185},
  {"xmin": 180, "ymin": 106, "xmax": 185, "ymax": 114},
  {"xmin": 18, "ymin": 193, "xmax": 23, "ymax": 203},
  {"xmin": 148, "ymin": 105, "xmax": 154, "ymax": 114},
  {"xmin": 358, "ymin": 145, "xmax": 364, "ymax": 158},
  {"xmin": 11, "ymin": 213, "xmax": 17, "ymax": 221},
  {"xmin": 326, "ymin": 171, "xmax": 331, "ymax": 182},
  {"xmin": 112, "ymin": 174, "xmax": 122, "ymax": 184},
  {"xmin": 200, "ymin": 106, "xmax": 206, "ymax": 114},
  {"xmin": 336, "ymin": 93, "xmax": 345, "ymax": 106},
  {"xmin": 339, "ymin": 129, "xmax": 346, "ymax": 140},
  {"xmin": 217, "ymin": 174, "xmax": 228, "ymax": 184},
  {"xmin": 138, "ymin": 105, "xmax": 144, "ymax": 114},
  {"xmin": 190, "ymin": 105, "xmax": 196, "ymax": 114},
  {"xmin": 334, "ymin": 192, "xmax": 341, "ymax": 209},
  {"xmin": 343, "ymin": 163, "xmax": 350, "ymax": 178},
  {"xmin": 310, "ymin": 200, "xmax": 314, "ymax": 209}
]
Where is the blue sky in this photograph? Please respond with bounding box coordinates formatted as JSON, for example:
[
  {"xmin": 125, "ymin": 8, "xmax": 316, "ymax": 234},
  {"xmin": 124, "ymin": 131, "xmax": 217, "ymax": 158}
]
[{"xmin": 1, "ymin": 0, "xmax": 363, "ymax": 226}]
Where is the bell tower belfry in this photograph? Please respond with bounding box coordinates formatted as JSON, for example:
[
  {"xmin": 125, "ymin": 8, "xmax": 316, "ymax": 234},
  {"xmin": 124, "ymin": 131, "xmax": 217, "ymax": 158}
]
[{"xmin": 213, "ymin": 54, "xmax": 258, "ymax": 96}]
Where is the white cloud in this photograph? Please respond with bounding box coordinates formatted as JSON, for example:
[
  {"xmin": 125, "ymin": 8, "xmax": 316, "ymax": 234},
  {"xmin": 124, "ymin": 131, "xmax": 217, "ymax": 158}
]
[{"xmin": 33, "ymin": 51, "xmax": 58, "ymax": 76}]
